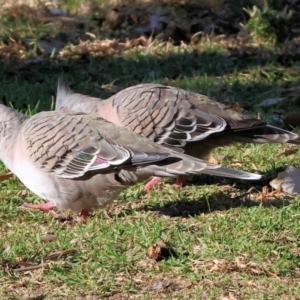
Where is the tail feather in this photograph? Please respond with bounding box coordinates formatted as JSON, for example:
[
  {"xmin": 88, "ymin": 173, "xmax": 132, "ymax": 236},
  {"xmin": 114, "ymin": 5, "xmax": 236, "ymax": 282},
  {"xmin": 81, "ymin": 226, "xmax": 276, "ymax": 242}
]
[
  {"xmin": 234, "ymin": 124, "xmax": 300, "ymax": 145},
  {"xmin": 160, "ymin": 151, "xmax": 262, "ymax": 180},
  {"xmin": 142, "ymin": 161, "xmax": 262, "ymax": 180},
  {"xmin": 192, "ymin": 165, "xmax": 262, "ymax": 180}
]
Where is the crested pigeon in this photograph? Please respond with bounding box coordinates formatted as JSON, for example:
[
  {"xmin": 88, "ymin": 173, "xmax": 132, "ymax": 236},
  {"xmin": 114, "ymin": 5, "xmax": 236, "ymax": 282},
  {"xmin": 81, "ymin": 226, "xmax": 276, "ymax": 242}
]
[
  {"xmin": 55, "ymin": 76, "xmax": 300, "ymax": 190},
  {"xmin": 0, "ymin": 104, "xmax": 261, "ymax": 221}
]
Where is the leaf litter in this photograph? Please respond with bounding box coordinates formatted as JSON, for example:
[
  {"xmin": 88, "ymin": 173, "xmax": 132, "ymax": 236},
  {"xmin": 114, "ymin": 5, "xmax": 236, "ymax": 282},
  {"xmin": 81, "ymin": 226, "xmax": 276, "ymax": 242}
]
[{"xmin": 190, "ymin": 256, "xmax": 279, "ymax": 277}]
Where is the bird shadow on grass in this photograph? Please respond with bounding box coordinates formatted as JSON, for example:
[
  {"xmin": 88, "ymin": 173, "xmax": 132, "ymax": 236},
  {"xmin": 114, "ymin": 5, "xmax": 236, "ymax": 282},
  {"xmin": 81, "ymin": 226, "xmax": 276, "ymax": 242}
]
[
  {"xmin": 109, "ymin": 172, "xmax": 293, "ymax": 219},
  {"xmin": 109, "ymin": 191, "xmax": 292, "ymax": 220},
  {"xmin": 144, "ymin": 172, "xmax": 293, "ymax": 218},
  {"xmin": 142, "ymin": 192, "xmax": 292, "ymax": 218}
]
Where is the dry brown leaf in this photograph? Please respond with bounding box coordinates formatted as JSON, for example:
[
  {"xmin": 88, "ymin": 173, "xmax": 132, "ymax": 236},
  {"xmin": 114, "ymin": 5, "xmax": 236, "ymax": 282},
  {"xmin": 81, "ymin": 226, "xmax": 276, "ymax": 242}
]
[
  {"xmin": 256, "ymin": 185, "xmax": 283, "ymax": 201},
  {"xmin": 146, "ymin": 241, "xmax": 174, "ymax": 261},
  {"xmin": 270, "ymin": 166, "xmax": 300, "ymax": 195},
  {"xmin": 209, "ymin": 259, "xmax": 228, "ymax": 272},
  {"xmin": 190, "ymin": 258, "xmax": 230, "ymax": 272},
  {"xmin": 232, "ymin": 256, "xmax": 277, "ymax": 277},
  {"xmin": 244, "ymin": 261, "xmax": 264, "ymax": 275},
  {"xmin": 11, "ymin": 263, "xmax": 49, "ymax": 273},
  {"xmin": 0, "ymin": 172, "xmax": 14, "ymax": 181},
  {"xmin": 190, "ymin": 256, "xmax": 277, "ymax": 277},
  {"xmin": 40, "ymin": 234, "xmax": 58, "ymax": 243},
  {"xmin": 44, "ymin": 249, "xmax": 77, "ymax": 261}
]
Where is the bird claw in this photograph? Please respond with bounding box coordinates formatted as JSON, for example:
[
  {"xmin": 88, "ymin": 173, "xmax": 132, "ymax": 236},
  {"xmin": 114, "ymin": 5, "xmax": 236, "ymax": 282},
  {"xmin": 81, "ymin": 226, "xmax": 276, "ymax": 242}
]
[
  {"xmin": 143, "ymin": 175, "xmax": 187, "ymax": 191},
  {"xmin": 21, "ymin": 202, "xmax": 91, "ymax": 223},
  {"xmin": 21, "ymin": 201, "xmax": 61, "ymax": 218},
  {"xmin": 21, "ymin": 201, "xmax": 57, "ymax": 211},
  {"xmin": 143, "ymin": 177, "xmax": 162, "ymax": 192}
]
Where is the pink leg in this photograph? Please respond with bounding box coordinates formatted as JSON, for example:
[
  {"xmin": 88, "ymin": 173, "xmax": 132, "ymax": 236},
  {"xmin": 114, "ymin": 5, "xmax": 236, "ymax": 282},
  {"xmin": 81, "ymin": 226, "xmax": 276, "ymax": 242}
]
[
  {"xmin": 22, "ymin": 201, "xmax": 60, "ymax": 218},
  {"xmin": 143, "ymin": 177, "xmax": 162, "ymax": 192},
  {"xmin": 174, "ymin": 175, "xmax": 186, "ymax": 188},
  {"xmin": 60, "ymin": 107, "xmax": 68, "ymax": 112}
]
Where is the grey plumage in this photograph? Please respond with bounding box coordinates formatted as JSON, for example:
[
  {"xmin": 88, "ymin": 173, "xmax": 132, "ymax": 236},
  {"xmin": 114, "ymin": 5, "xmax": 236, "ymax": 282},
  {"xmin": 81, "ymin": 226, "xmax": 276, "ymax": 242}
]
[{"xmin": 56, "ymin": 76, "xmax": 300, "ymax": 162}]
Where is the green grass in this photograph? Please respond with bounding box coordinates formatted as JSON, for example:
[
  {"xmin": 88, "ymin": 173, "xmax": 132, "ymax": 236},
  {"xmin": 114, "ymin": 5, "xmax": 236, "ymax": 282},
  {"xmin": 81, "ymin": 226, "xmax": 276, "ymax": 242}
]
[{"xmin": 1, "ymin": 0, "xmax": 300, "ymax": 299}]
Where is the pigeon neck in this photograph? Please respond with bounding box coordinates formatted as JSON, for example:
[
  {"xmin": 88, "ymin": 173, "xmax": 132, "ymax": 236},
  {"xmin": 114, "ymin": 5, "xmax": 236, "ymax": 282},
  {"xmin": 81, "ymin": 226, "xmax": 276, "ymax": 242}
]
[{"xmin": 92, "ymin": 98, "xmax": 109, "ymax": 115}]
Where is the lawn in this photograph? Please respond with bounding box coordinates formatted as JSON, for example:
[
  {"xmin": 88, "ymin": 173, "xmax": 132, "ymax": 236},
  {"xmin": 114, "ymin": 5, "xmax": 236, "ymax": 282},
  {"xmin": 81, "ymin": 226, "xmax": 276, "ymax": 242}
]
[{"xmin": 1, "ymin": 0, "xmax": 300, "ymax": 299}]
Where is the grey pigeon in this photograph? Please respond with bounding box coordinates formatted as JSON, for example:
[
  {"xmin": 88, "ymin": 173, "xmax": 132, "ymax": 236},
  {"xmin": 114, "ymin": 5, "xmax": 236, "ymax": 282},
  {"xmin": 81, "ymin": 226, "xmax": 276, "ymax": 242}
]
[
  {"xmin": 0, "ymin": 104, "xmax": 261, "ymax": 221},
  {"xmin": 55, "ymin": 77, "xmax": 300, "ymax": 190}
]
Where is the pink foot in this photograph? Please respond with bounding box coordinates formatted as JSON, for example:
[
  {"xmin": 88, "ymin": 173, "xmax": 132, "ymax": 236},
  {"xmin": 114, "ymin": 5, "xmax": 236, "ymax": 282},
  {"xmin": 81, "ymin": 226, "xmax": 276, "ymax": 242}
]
[
  {"xmin": 143, "ymin": 177, "xmax": 162, "ymax": 192},
  {"xmin": 22, "ymin": 201, "xmax": 59, "ymax": 218},
  {"xmin": 174, "ymin": 175, "xmax": 186, "ymax": 188},
  {"xmin": 60, "ymin": 107, "xmax": 68, "ymax": 112}
]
